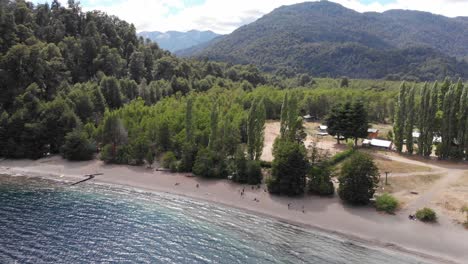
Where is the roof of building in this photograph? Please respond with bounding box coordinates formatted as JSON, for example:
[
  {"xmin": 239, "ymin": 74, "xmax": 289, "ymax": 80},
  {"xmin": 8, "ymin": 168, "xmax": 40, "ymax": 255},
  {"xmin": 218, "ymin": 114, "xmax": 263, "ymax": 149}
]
[
  {"xmin": 368, "ymin": 128, "xmax": 379, "ymax": 133},
  {"xmin": 319, "ymin": 125, "xmax": 328, "ymax": 130},
  {"xmin": 363, "ymin": 139, "xmax": 392, "ymax": 148},
  {"xmin": 412, "ymin": 131, "xmax": 421, "ymax": 138}
]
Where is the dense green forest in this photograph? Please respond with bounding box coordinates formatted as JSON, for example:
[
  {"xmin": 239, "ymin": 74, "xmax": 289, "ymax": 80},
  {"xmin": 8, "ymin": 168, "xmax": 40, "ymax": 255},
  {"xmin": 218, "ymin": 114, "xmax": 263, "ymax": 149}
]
[
  {"xmin": 186, "ymin": 1, "xmax": 468, "ymax": 81},
  {"xmin": 0, "ymin": 0, "xmax": 402, "ymax": 160}
]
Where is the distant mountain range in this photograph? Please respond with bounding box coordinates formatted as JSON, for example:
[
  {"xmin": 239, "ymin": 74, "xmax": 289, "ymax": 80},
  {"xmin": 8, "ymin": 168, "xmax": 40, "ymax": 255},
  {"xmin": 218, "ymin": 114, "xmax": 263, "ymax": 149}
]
[
  {"xmin": 180, "ymin": 1, "xmax": 468, "ymax": 81},
  {"xmin": 138, "ymin": 30, "xmax": 221, "ymax": 53}
]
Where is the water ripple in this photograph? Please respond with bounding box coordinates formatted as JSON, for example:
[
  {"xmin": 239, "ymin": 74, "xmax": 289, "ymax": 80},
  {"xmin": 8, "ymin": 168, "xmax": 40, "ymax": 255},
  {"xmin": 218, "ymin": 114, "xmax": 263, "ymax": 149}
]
[{"xmin": 0, "ymin": 175, "xmax": 430, "ymax": 264}]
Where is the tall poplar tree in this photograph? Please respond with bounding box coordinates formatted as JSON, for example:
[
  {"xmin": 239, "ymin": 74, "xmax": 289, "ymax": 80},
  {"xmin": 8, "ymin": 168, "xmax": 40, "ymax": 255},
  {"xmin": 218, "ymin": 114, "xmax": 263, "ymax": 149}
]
[
  {"xmin": 440, "ymin": 85, "xmax": 455, "ymax": 159},
  {"xmin": 457, "ymin": 84, "xmax": 467, "ymax": 159},
  {"xmin": 280, "ymin": 93, "xmax": 289, "ymax": 138},
  {"xmin": 185, "ymin": 97, "xmax": 193, "ymax": 144},
  {"xmin": 405, "ymin": 86, "xmax": 416, "ymax": 154},
  {"xmin": 394, "ymin": 82, "xmax": 407, "ymax": 152},
  {"xmin": 417, "ymin": 83, "xmax": 429, "ymax": 155},
  {"xmin": 424, "ymin": 82, "xmax": 439, "ymax": 157},
  {"xmin": 247, "ymin": 98, "xmax": 266, "ymax": 160},
  {"xmin": 208, "ymin": 101, "xmax": 219, "ymax": 150}
]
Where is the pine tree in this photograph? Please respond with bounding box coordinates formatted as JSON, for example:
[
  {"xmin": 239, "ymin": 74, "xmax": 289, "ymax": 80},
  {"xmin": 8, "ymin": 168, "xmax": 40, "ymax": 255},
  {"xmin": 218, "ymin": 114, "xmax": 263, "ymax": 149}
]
[
  {"xmin": 405, "ymin": 86, "xmax": 416, "ymax": 154},
  {"xmin": 326, "ymin": 103, "xmax": 345, "ymax": 144},
  {"xmin": 348, "ymin": 101, "xmax": 369, "ymax": 146},
  {"xmin": 394, "ymin": 82, "xmax": 407, "ymax": 152}
]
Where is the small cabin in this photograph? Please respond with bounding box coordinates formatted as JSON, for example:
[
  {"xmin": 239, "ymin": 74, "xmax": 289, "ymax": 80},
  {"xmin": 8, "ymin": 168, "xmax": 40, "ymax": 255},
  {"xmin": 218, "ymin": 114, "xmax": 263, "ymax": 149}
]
[
  {"xmin": 412, "ymin": 131, "xmax": 421, "ymax": 143},
  {"xmin": 317, "ymin": 125, "xmax": 328, "ymax": 136},
  {"xmin": 303, "ymin": 114, "xmax": 314, "ymax": 122},
  {"xmin": 367, "ymin": 128, "xmax": 379, "ymax": 139}
]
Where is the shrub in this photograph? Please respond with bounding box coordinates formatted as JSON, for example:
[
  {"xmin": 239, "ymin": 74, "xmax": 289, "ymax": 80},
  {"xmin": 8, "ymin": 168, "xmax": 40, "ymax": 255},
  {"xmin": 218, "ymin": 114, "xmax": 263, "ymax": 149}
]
[
  {"xmin": 259, "ymin": 160, "xmax": 272, "ymax": 168},
  {"xmin": 179, "ymin": 143, "xmax": 197, "ymax": 172},
  {"xmin": 192, "ymin": 148, "xmax": 227, "ymax": 178},
  {"xmin": 246, "ymin": 160, "xmax": 262, "ymax": 185},
  {"xmin": 232, "ymin": 148, "xmax": 263, "ymax": 185},
  {"xmin": 161, "ymin": 151, "xmax": 177, "ymax": 171},
  {"xmin": 415, "ymin": 208, "xmax": 437, "ymax": 222},
  {"xmin": 61, "ymin": 130, "xmax": 95, "ymax": 161},
  {"xmin": 461, "ymin": 205, "xmax": 468, "ymax": 228},
  {"xmin": 99, "ymin": 144, "xmax": 130, "ymax": 164},
  {"xmin": 375, "ymin": 193, "xmax": 398, "ymax": 214},
  {"xmin": 100, "ymin": 144, "xmax": 114, "ymax": 163},
  {"xmin": 268, "ymin": 139, "xmax": 308, "ymax": 196},
  {"xmin": 308, "ymin": 166, "xmax": 334, "ymax": 196},
  {"xmin": 338, "ymin": 152, "xmax": 379, "ymax": 205},
  {"xmin": 327, "ymin": 148, "xmax": 355, "ymax": 166},
  {"xmin": 128, "ymin": 136, "xmax": 149, "ymax": 165}
]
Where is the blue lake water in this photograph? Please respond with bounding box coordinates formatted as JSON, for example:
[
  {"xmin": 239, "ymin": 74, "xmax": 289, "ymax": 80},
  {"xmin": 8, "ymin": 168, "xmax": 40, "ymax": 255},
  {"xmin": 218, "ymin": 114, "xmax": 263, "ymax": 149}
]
[{"xmin": 0, "ymin": 175, "xmax": 430, "ymax": 264}]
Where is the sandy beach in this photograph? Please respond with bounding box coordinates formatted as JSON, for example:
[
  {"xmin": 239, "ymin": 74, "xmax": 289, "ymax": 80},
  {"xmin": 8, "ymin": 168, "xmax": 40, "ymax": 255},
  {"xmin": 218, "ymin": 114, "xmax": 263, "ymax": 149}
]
[{"xmin": 0, "ymin": 156, "xmax": 467, "ymax": 264}]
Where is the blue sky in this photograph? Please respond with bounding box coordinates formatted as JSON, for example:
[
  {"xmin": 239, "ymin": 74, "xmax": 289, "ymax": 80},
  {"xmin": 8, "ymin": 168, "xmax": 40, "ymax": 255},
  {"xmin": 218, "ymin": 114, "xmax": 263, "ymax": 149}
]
[{"xmin": 30, "ymin": 0, "xmax": 468, "ymax": 33}]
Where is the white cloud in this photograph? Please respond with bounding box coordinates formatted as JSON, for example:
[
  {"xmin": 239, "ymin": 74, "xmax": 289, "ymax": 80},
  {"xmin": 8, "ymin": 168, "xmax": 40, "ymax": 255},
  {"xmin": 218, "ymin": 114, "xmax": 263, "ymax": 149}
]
[{"xmin": 34, "ymin": 0, "xmax": 468, "ymax": 34}]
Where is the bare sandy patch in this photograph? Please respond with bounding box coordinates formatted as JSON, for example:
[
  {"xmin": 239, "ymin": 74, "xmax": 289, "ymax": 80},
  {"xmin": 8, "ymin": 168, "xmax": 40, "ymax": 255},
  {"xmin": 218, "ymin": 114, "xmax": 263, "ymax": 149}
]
[
  {"xmin": 373, "ymin": 155, "xmax": 432, "ymax": 174},
  {"xmin": 378, "ymin": 174, "xmax": 443, "ymax": 208},
  {"xmin": 434, "ymin": 172, "xmax": 468, "ymax": 226}
]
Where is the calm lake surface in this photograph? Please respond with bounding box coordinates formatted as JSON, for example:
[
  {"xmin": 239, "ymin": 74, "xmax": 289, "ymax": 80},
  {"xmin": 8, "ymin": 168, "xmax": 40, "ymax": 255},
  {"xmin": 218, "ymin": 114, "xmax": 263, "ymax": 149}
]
[{"xmin": 0, "ymin": 175, "xmax": 430, "ymax": 264}]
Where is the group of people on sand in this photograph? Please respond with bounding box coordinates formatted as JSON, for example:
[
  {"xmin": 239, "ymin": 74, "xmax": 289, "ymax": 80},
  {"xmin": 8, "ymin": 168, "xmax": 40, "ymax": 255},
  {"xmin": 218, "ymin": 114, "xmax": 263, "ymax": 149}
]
[{"xmin": 288, "ymin": 203, "xmax": 306, "ymax": 213}]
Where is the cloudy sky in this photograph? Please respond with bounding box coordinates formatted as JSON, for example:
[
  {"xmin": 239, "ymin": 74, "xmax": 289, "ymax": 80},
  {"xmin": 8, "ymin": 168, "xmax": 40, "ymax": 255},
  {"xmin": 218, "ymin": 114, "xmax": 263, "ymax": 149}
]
[{"xmin": 31, "ymin": 0, "xmax": 468, "ymax": 34}]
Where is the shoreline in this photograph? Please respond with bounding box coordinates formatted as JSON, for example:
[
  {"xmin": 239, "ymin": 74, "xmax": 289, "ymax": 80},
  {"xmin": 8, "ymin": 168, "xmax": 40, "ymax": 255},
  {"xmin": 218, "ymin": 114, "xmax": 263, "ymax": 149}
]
[{"xmin": 1, "ymin": 157, "xmax": 467, "ymax": 264}]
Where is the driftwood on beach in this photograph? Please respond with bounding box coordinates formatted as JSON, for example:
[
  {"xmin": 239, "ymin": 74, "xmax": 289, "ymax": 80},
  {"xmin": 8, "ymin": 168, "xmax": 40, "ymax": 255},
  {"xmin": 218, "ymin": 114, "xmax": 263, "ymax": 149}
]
[{"xmin": 70, "ymin": 173, "xmax": 103, "ymax": 186}]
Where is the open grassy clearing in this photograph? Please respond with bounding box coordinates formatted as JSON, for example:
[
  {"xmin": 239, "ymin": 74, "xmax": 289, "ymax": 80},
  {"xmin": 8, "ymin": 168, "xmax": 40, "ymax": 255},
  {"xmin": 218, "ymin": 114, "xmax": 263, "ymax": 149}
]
[{"xmin": 377, "ymin": 174, "xmax": 443, "ymax": 207}]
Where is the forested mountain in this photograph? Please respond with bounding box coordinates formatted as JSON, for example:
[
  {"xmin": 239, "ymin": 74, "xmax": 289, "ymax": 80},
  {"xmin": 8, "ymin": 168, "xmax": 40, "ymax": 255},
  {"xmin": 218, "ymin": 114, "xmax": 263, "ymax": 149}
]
[
  {"xmin": 185, "ymin": 1, "xmax": 468, "ymax": 81},
  {"xmin": 137, "ymin": 30, "xmax": 220, "ymax": 53}
]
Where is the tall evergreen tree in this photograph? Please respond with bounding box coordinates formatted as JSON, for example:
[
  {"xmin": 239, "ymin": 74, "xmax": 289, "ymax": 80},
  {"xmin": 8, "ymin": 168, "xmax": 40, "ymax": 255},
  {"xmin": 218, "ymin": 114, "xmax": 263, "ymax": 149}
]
[
  {"xmin": 326, "ymin": 103, "xmax": 346, "ymax": 144},
  {"xmin": 405, "ymin": 86, "xmax": 416, "ymax": 154},
  {"xmin": 347, "ymin": 101, "xmax": 369, "ymax": 146},
  {"xmin": 394, "ymin": 82, "xmax": 407, "ymax": 152}
]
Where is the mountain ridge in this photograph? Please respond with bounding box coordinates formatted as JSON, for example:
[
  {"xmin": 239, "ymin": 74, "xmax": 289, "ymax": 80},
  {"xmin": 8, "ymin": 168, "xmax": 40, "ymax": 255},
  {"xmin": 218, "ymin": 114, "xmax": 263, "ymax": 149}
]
[
  {"xmin": 182, "ymin": 1, "xmax": 468, "ymax": 81},
  {"xmin": 138, "ymin": 30, "xmax": 220, "ymax": 53}
]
